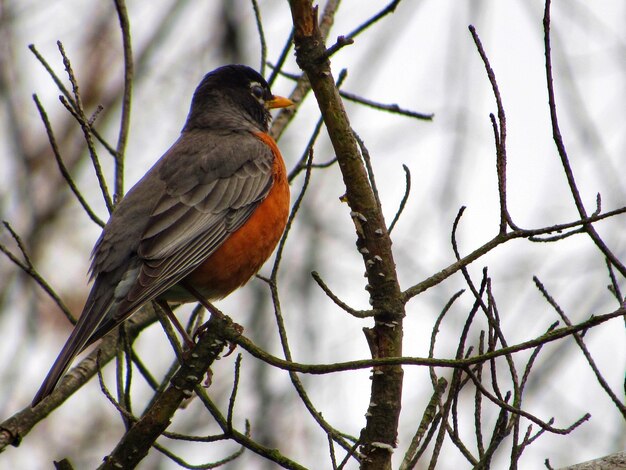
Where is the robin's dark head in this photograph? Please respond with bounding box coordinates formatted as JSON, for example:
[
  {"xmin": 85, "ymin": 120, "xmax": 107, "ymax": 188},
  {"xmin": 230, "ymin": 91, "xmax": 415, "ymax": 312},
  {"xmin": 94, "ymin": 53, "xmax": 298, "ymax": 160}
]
[{"xmin": 183, "ymin": 65, "xmax": 293, "ymax": 133}]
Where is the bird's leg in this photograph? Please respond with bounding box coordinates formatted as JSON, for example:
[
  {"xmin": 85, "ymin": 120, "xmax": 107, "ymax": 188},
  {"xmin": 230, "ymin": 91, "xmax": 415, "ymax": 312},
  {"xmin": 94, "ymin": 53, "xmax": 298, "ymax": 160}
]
[
  {"xmin": 156, "ymin": 299, "xmax": 195, "ymax": 350},
  {"xmin": 179, "ymin": 280, "xmax": 227, "ymax": 342},
  {"xmin": 179, "ymin": 280, "xmax": 224, "ymax": 319},
  {"xmin": 180, "ymin": 280, "xmax": 240, "ymax": 356}
]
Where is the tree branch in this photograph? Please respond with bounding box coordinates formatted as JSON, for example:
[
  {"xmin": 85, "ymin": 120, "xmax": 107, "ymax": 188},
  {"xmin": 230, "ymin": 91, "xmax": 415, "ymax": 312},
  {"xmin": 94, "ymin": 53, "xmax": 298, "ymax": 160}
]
[
  {"xmin": 98, "ymin": 315, "xmax": 234, "ymax": 469},
  {"xmin": 288, "ymin": 2, "xmax": 405, "ymax": 468},
  {"xmin": 112, "ymin": 0, "xmax": 134, "ymax": 201}
]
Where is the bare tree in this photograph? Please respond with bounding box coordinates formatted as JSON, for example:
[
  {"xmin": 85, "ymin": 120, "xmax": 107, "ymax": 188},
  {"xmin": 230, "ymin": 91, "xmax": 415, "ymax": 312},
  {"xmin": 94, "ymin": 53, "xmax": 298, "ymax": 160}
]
[{"xmin": 0, "ymin": 1, "xmax": 624, "ymax": 469}]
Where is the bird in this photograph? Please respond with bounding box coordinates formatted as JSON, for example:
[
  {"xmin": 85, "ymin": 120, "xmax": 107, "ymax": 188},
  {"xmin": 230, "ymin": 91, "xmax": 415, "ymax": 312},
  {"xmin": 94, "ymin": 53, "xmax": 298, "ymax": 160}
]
[{"xmin": 32, "ymin": 64, "xmax": 293, "ymax": 406}]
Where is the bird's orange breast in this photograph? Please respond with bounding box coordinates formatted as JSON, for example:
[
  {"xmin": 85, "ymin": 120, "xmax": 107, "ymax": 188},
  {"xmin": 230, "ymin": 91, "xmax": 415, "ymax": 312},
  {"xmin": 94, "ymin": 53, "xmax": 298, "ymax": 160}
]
[{"xmin": 185, "ymin": 132, "xmax": 290, "ymax": 299}]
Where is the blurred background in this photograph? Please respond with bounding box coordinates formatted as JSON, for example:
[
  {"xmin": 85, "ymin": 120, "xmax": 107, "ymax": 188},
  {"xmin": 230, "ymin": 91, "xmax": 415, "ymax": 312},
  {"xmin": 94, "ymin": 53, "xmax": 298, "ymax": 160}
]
[{"xmin": 0, "ymin": 0, "xmax": 624, "ymax": 468}]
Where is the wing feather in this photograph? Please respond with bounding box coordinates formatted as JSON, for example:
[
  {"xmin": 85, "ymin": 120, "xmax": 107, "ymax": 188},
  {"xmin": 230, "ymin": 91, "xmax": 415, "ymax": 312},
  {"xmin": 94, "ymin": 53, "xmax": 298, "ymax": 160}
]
[{"xmin": 104, "ymin": 130, "xmax": 274, "ymax": 324}]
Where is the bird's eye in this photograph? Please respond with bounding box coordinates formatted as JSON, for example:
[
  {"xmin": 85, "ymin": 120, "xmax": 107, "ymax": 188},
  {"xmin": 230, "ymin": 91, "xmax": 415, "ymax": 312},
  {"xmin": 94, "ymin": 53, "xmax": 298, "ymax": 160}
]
[{"xmin": 250, "ymin": 84, "xmax": 265, "ymax": 100}]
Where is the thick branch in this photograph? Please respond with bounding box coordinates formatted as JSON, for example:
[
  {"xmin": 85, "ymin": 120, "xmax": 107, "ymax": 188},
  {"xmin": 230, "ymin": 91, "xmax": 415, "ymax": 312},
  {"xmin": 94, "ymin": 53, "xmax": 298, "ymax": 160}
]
[
  {"xmin": 288, "ymin": 2, "xmax": 406, "ymax": 468},
  {"xmin": 99, "ymin": 315, "xmax": 234, "ymax": 469}
]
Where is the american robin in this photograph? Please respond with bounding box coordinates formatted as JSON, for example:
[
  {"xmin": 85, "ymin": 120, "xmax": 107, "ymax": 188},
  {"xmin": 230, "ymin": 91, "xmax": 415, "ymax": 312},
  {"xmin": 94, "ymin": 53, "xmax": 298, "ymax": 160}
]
[{"xmin": 32, "ymin": 65, "xmax": 293, "ymax": 406}]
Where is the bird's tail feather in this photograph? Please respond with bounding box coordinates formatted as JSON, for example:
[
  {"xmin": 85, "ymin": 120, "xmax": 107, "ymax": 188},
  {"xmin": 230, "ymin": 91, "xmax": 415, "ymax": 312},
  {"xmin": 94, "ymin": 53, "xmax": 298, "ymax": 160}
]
[{"xmin": 31, "ymin": 298, "xmax": 111, "ymax": 407}]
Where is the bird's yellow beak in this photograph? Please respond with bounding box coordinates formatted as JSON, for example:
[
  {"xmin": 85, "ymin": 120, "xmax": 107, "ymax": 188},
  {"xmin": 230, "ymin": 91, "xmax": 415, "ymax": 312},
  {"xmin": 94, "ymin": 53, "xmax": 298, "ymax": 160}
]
[{"xmin": 267, "ymin": 95, "xmax": 294, "ymax": 109}]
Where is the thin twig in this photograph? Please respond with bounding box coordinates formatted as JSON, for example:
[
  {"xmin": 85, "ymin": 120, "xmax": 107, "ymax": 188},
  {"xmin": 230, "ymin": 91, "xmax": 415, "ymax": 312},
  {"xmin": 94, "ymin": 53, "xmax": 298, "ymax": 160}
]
[
  {"xmin": 464, "ymin": 365, "xmax": 590, "ymax": 434},
  {"xmin": 542, "ymin": 0, "xmax": 626, "ymax": 277},
  {"xmin": 96, "ymin": 350, "xmax": 137, "ymax": 424},
  {"xmin": 122, "ymin": 330, "xmax": 134, "ymax": 424},
  {"xmin": 485, "ymin": 279, "xmax": 520, "ymax": 404},
  {"xmin": 287, "ymin": 115, "xmax": 324, "ymax": 182},
  {"xmin": 429, "ymin": 358, "xmax": 470, "ymax": 469},
  {"xmin": 311, "ymin": 156, "xmax": 338, "ymax": 169},
  {"xmin": 32, "ymin": 94, "xmax": 105, "ymax": 227},
  {"xmin": 605, "ymin": 259, "xmax": 624, "ymax": 307},
  {"xmin": 510, "ymin": 321, "xmax": 559, "ymax": 463},
  {"xmin": 161, "ymin": 430, "xmax": 228, "ymax": 443},
  {"xmin": 428, "ymin": 290, "xmax": 473, "ymax": 467},
  {"xmin": 328, "ymin": 433, "xmax": 338, "ymax": 470},
  {"xmin": 174, "ymin": 441, "xmax": 246, "ymax": 469},
  {"xmin": 528, "ymin": 227, "xmax": 585, "ymax": 242},
  {"xmin": 344, "ymin": 0, "xmax": 402, "ymax": 41},
  {"xmin": 194, "ymin": 388, "xmax": 307, "ymax": 470},
  {"xmin": 402, "ymin": 204, "xmax": 626, "ymax": 302},
  {"xmin": 400, "ymin": 377, "xmax": 448, "ymax": 470},
  {"xmin": 435, "ymin": 276, "xmax": 486, "ymax": 466},
  {"xmin": 0, "ymin": 221, "xmax": 74, "ymax": 323},
  {"xmin": 273, "ymin": 149, "xmax": 314, "ymax": 280},
  {"xmin": 475, "ymin": 332, "xmax": 486, "ymax": 458},
  {"xmin": 336, "ymin": 437, "xmax": 362, "ymax": 470},
  {"xmin": 57, "ymin": 41, "xmax": 114, "ymax": 213},
  {"xmin": 311, "ymin": 271, "xmax": 374, "ymax": 318},
  {"xmin": 353, "ymin": 132, "xmax": 382, "ymax": 213},
  {"xmin": 153, "ymin": 441, "xmax": 244, "ymax": 469},
  {"xmin": 267, "ymin": 29, "xmax": 294, "ymax": 87},
  {"xmin": 533, "ymin": 276, "xmax": 626, "ymax": 417},
  {"xmin": 388, "ymin": 164, "xmax": 411, "ymax": 234},
  {"xmin": 250, "ymin": 0, "xmax": 267, "ymax": 76},
  {"xmin": 130, "ymin": 351, "xmax": 158, "ymax": 390},
  {"xmin": 28, "ymin": 44, "xmax": 118, "ymax": 158},
  {"xmin": 227, "ymin": 354, "xmax": 243, "ymax": 431},
  {"xmin": 340, "ymin": 90, "xmax": 433, "ymax": 120},
  {"xmin": 115, "ymin": 336, "xmax": 129, "ymax": 429},
  {"xmin": 469, "ymin": 25, "xmax": 515, "ymax": 232},
  {"xmin": 476, "ymin": 400, "xmax": 510, "ymax": 468},
  {"xmin": 325, "ymin": 35, "xmax": 354, "ymax": 57},
  {"xmin": 112, "ymin": 0, "xmax": 134, "ymax": 201}
]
